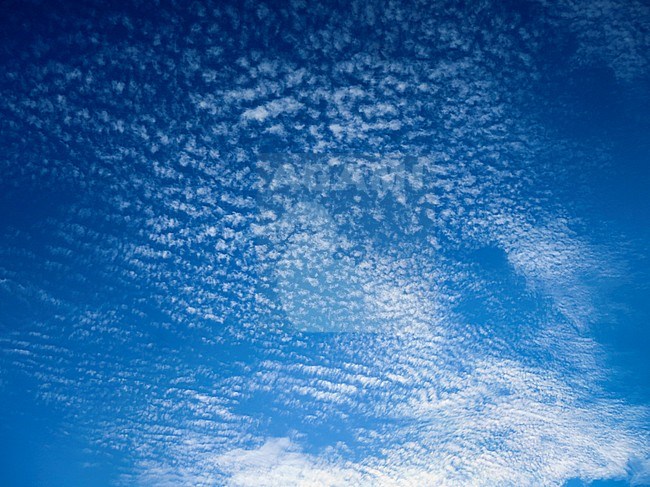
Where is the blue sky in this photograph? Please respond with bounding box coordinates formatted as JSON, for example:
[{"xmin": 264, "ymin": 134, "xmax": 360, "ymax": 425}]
[{"xmin": 1, "ymin": 0, "xmax": 649, "ymax": 485}]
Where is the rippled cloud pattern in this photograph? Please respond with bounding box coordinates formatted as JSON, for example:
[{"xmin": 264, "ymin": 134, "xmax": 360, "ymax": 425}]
[{"xmin": 1, "ymin": 0, "xmax": 649, "ymax": 486}]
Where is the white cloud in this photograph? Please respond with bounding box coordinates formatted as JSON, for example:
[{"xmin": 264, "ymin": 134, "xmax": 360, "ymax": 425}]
[
  {"xmin": 215, "ymin": 438, "xmax": 360, "ymax": 487},
  {"xmin": 242, "ymin": 97, "xmax": 303, "ymax": 123}
]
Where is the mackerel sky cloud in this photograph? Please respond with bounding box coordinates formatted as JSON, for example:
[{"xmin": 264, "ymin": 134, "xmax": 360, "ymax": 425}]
[{"xmin": 1, "ymin": 0, "xmax": 649, "ymax": 486}]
